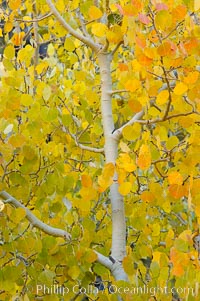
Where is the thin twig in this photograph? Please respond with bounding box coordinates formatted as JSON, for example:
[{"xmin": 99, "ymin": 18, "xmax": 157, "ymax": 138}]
[{"xmin": 15, "ymin": 12, "xmax": 53, "ymax": 23}]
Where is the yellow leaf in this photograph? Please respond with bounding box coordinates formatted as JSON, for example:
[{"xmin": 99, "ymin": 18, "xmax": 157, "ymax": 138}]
[
  {"xmin": 168, "ymin": 171, "xmax": 183, "ymax": 185},
  {"xmin": 9, "ymin": 0, "xmax": 21, "ymax": 10},
  {"xmin": 137, "ymin": 144, "xmax": 151, "ymax": 170},
  {"xmin": 124, "ymin": 78, "xmax": 141, "ymax": 92},
  {"xmin": 68, "ymin": 266, "xmax": 80, "ymax": 280},
  {"xmin": 156, "ymin": 90, "xmax": 169, "ymax": 105},
  {"xmin": 103, "ymin": 163, "xmax": 115, "ymax": 179},
  {"xmin": 116, "ymin": 153, "xmax": 136, "ymax": 172},
  {"xmin": 0, "ymin": 200, "xmax": 5, "ymax": 212},
  {"xmin": 152, "ymin": 251, "xmax": 161, "ymax": 262},
  {"xmin": 155, "ymin": 10, "xmax": 172, "ymax": 31},
  {"xmin": 64, "ymin": 38, "xmax": 75, "ymax": 51},
  {"xmin": 91, "ymin": 23, "xmax": 107, "ymax": 37},
  {"xmin": 4, "ymin": 45, "xmax": 15, "ymax": 59},
  {"xmin": 21, "ymin": 94, "xmax": 33, "ymax": 106},
  {"xmin": 174, "ymin": 82, "xmax": 188, "ymax": 95},
  {"xmin": 118, "ymin": 182, "xmax": 132, "ymax": 196},
  {"xmin": 166, "ymin": 136, "xmax": 179, "ymax": 149},
  {"xmin": 152, "ymin": 223, "xmax": 160, "ymax": 236},
  {"xmin": 165, "ymin": 229, "xmax": 174, "ymax": 248},
  {"xmin": 42, "ymin": 85, "xmax": 51, "ymax": 101},
  {"xmin": 98, "ymin": 163, "xmax": 115, "ymax": 192},
  {"xmin": 4, "ymin": 21, "xmax": 13, "ymax": 33},
  {"xmin": 89, "ymin": 6, "xmax": 103, "ymax": 19},
  {"xmin": 106, "ymin": 25, "xmax": 123, "ymax": 44},
  {"xmin": 47, "ymin": 43, "xmax": 55, "ymax": 56},
  {"xmin": 15, "ymin": 207, "xmax": 26, "ymax": 223},
  {"xmin": 194, "ymin": 0, "xmax": 200, "ymax": 11},
  {"xmin": 122, "ymin": 124, "xmax": 141, "ymax": 141}
]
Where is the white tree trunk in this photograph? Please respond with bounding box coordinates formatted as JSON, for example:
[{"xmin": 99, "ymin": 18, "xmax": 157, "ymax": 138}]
[{"xmin": 98, "ymin": 53, "xmax": 128, "ymax": 281}]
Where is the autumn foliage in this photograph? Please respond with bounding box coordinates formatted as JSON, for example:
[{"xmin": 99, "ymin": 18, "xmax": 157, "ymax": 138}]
[{"xmin": 0, "ymin": 0, "xmax": 200, "ymax": 301}]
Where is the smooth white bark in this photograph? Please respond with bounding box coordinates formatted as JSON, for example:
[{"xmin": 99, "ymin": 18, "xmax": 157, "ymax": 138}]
[
  {"xmin": 0, "ymin": 191, "xmax": 71, "ymax": 240},
  {"xmin": 98, "ymin": 53, "xmax": 127, "ymax": 266},
  {"xmin": 46, "ymin": 0, "xmax": 101, "ymax": 52}
]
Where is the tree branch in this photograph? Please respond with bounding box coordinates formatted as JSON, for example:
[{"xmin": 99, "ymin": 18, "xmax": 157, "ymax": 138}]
[
  {"xmin": 109, "ymin": 89, "xmax": 129, "ymax": 95},
  {"xmin": 70, "ymin": 133, "xmax": 104, "ymax": 153},
  {"xmin": 46, "ymin": 0, "xmax": 101, "ymax": 52},
  {"xmin": 0, "ymin": 191, "xmax": 71, "ymax": 240},
  {"xmin": 111, "ymin": 41, "xmax": 123, "ymax": 56},
  {"xmin": 94, "ymin": 251, "xmax": 113, "ymax": 269},
  {"xmin": 15, "ymin": 12, "xmax": 53, "ymax": 23},
  {"xmin": 112, "ymin": 110, "xmax": 144, "ymax": 141}
]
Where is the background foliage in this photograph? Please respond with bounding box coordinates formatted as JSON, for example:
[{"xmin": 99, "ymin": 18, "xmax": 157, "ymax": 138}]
[{"xmin": 0, "ymin": 0, "xmax": 200, "ymax": 300}]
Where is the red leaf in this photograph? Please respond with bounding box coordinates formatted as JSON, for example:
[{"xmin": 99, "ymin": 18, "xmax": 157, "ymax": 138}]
[
  {"xmin": 156, "ymin": 3, "xmax": 168, "ymax": 11},
  {"xmin": 138, "ymin": 13, "xmax": 150, "ymax": 25},
  {"xmin": 115, "ymin": 4, "xmax": 124, "ymax": 15}
]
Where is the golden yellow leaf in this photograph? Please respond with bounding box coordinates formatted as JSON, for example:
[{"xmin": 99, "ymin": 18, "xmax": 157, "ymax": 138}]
[
  {"xmin": 168, "ymin": 171, "xmax": 183, "ymax": 185},
  {"xmin": 4, "ymin": 21, "xmax": 13, "ymax": 33},
  {"xmin": 9, "ymin": 0, "xmax": 21, "ymax": 10},
  {"xmin": 103, "ymin": 163, "xmax": 115, "ymax": 179},
  {"xmin": 89, "ymin": 6, "xmax": 103, "ymax": 19},
  {"xmin": 91, "ymin": 23, "xmax": 107, "ymax": 37},
  {"xmin": 118, "ymin": 182, "xmax": 132, "ymax": 196},
  {"xmin": 116, "ymin": 153, "xmax": 136, "ymax": 172},
  {"xmin": 124, "ymin": 78, "xmax": 141, "ymax": 92},
  {"xmin": 174, "ymin": 82, "xmax": 188, "ymax": 95},
  {"xmin": 156, "ymin": 90, "xmax": 169, "ymax": 105}
]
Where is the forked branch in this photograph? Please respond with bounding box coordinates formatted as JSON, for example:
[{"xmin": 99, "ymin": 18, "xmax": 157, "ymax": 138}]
[{"xmin": 46, "ymin": 0, "xmax": 101, "ymax": 52}]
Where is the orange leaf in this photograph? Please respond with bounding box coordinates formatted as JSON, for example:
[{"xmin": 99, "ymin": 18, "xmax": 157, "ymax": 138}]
[
  {"xmin": 128, "ymin": 99, "xmax": 142, "ymax": 113},
  {"xmin": 135, "ymin": 36, "xmax": 146, "ymax": 48},
  {"xmin": 81, "ymin": 174, "xmax": 93, "ymax": 188},
  {"xmin": 118, "ymin": 63, "xmax": 129, "ymax": 71},
  {"xmin": 183, "ymin": 71, "xmax": 199, "ymax": 84},
  {"xmin": 168, "ymin": 184, "xmax": 186, "ymax": 199},
  {"xmin": 168, "ymin": 171, "xmax": 183, "ymax": 185},
  {"xmin": 141, "ymin": 191, "xmax": 154, "ymax": 202},
  {"xmin": 11, "ymin": 32, "xmax": 25, "ymax": 46},
  {"xmin": 157, "ymin": 41, "xmax": 175, "ymax": 57},
  {"xmin": 137, "ymin": 144, "xmax": 151, "ymax": 170},
  {"xmin": 172, "ymin": 5, "xmax": 187, "ymax": 20}
]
